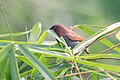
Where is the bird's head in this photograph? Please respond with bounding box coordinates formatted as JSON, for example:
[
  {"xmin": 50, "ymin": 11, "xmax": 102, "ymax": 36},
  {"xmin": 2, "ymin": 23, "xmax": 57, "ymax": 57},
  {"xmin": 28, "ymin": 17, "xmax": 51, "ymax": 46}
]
[
  {"xmin": 50, "ymin": 24, "xmax": 68, "ymax": 37},
  {"xmin": 50, "ymin": 24, "xmax": 66, "ymax": 30}
]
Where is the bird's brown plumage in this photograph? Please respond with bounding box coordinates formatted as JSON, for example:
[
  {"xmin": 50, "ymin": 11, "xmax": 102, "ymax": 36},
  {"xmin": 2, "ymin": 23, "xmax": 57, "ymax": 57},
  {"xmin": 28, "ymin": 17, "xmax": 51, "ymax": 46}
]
[{"xmin": 50, "ymin": 24, "xmax": 84, "ymax": 42}]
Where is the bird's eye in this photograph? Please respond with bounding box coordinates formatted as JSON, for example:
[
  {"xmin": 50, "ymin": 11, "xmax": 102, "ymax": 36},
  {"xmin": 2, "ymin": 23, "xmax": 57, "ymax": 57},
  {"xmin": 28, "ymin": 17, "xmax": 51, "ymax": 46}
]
[
  {"xmin": 53, "ymin": 26, "xmax": 56, "ymax": 28},
  {"xmin": 50, "ymin": 26, "xmax": 55, "ymax": 30}
]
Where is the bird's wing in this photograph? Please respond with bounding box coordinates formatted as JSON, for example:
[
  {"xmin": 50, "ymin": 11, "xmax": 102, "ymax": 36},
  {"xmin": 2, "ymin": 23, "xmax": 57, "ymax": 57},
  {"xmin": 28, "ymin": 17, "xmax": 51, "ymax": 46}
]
[{"xmin": 66, "ymin": 30, "xmax": 84, "ymax": 42}]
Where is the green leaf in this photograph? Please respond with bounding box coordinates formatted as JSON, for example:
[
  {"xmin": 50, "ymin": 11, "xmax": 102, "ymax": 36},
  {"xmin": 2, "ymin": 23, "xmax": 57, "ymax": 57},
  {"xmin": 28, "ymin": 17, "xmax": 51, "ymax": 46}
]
[
  {"xmin": 20, "ymin": 70, "xmax": 32, "ymax": 78},
  {"xmin": 17, "ymin": 56, "xmax": 35, "ymax": 68},
  {"xmin": 31, "ymin": 68, "xmax": 37, "ymax": 78},
  {"xmin": 48, "ymin": 30, "xmax": 63, "ymax": 44},
  {"xmin": 27, "ymin": 45, "xmax": 69, "ymax": 57},
  {"xmin": 5, "ymin": 62, "xmax": 12, "ymax": 80},
  {"xmin": 73, "ymin": 22, "xmax": 120, "ymax": 55},
  {"xmin": 8, "ymin": 49, "xmax": 20, "ymax": 80},
  {"xmin": 77, "ymin": 54, "xmax": 120, "ymax": 59},
  {"xmin": 47, "ymin": 30, "xmax": 61, "ymax": 42},
  {"xmin": 75, "ymin": 25, "xmax": 95, "ymax": 35},
  {"xmin": 80, "ymin": 27, "xmax": 120, "ymax": 53},
  {"xmin": 67, "ymin": 58, "xmax": 120, "ymax": 73},
  {"xmin": 29, "ymin": 22, "xmax": 42, "ymax": 43},
  {"xmin": 17, "ymin": 44, "xmax": 57, "ymax": 80},
  {"xmin": 0, "ymin": 42, "xmax": 9, "ymax": 47},
  {"xmin": 58, "ymin": 68, "xmax": 69, "ymax": 76},
  {"xmin": 26, "ymin": 46, "xmax": 120, "ymax": 73},
  {"xmin": 0, "ymin": 57, "xmax": 9, "ymax": 80},
  {"xmin": 91, "ymin": 73, "xmax": 99, "ymax": 80},
  {"xmin": 37, "ymin": 30, "xmax": 48, "ymax": 44},
  {"xmin": 48, "ymin": 30, "xmax": 68, "ymax": 47},
  {"xmin": 50, "ymin": 63, "xmax": 72, "ymax": 72},
  {"xmin": 26, "ymin": 43, "xmax": 65, "ymax": 52},
  {"xmin": 0, "ymin": 43, "xmax": 13, "ymax": 63},
  {"xmin": 31, "ymin": 55, "xmax": 46, "ymax": 78},
  {"xmin": 0, "ymin": 30, "xmax": 31, "ymax": 38},
  {"xmin": 100, "ymin": 39, "xmax": 120, "ymax": 53}
]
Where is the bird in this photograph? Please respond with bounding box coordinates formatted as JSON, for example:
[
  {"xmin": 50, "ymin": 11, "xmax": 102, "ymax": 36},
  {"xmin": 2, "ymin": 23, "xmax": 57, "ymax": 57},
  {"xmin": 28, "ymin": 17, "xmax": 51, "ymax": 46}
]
[{"xmin": 50, "ymin": 24, "xmax": 90, "ymax": 54}]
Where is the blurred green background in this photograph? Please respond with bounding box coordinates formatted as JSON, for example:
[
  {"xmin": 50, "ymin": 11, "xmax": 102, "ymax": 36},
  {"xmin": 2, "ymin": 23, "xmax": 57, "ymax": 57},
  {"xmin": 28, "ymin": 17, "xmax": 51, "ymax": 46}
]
[
  {"xmin": 0, "ymin": 0, "xmax": 120, "ymax": 54},
  {"xmin": 1, "ymin": 0, "xmax": 120, "ymax": 32}
]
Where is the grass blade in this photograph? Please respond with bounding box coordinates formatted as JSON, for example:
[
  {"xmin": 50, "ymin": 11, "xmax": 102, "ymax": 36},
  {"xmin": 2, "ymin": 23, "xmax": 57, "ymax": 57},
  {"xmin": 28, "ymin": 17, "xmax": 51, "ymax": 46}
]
[
  {"xmin": 91, "ymin": 73, "xmax": 99, "ymax": 80},
  {"xmin": 0, "ymin": 43, "xmax": 13, "ymax": 63},
  {"xmin": 0, "ymin": 57, "xmax": 9, "ymax": 80},
  {"xmin": 5, "ymin": 62, "xmax": 12, "ymax": 80},
  {"xmin": 0, "ymin": 31, "xmax": 31, "ymax": 38},
  {"xmin": 17, "ymin": 44, "xmax": 57, "ymax": 80},
  {"xmin": 8, "ymin": 49, "xmax": 20, "ymax": 80},
  {"xmin": 37, "ymin": 30, "xmax": 48, "ymax": 44},
  {"xmin": 27, "ymin": 45, "xmax": 69, "ymax": 57},
  {"xmin": 17, "ymin": 56, "xmax": 35, "ymax": 68}
]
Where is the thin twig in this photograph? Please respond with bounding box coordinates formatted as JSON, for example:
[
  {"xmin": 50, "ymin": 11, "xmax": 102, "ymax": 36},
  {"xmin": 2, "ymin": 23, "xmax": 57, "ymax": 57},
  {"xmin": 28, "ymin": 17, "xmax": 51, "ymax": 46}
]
[
  {"xmin": 107, "ymin": 70, "xmax": 120, "ymax": 77},
  {"xmin": 87, "ymin": 31, "xmax": 117, "ymax": 48},
  {"xmin": 67, "ymin": 47, "xmax": 83, "ymax": 80},
  {"xmin": 74, "ymin": 24, "xmax": 106, "ymax": 28},
  {"xmin": 25, "ymin": 26, "xmax": 29, "ymax": 42},
  {"xmin": 85, "ymin": 73, "xmax": 89, "ymax": 80},
  {"xmin": 66, "ymin": 46, "xmax": 83, "ymax": 80},
  {"xmin": 86, "ymin": 58, "xmax": 120, "ymax": 60},
  {"xmin": 86, "ymin": 73, "xmax": 94, "ymax": 80},
  {"xmin": 100, "ymin": 43, "xmax": 120, "ymax": 54},
  {"xmin": 99, "ymin": 68, "xmax": 117, "ymax": 80},
  {"xmin": 74, "ymin": 62, "xmax": 83, "ymax": 80},
  {"xmin": 57, "ymin": 70, "xmax": 101, "ymax": 78},
  {"xmin": 57, "ymin": 70, "xmax": 120, "ymax": 79}
]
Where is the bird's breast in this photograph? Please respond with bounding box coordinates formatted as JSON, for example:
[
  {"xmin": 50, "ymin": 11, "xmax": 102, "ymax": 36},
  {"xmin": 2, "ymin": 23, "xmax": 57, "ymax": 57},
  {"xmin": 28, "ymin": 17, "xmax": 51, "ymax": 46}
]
[{"xmin": 63, "ymin": 36, "xmax": 79, "ymax": 48}]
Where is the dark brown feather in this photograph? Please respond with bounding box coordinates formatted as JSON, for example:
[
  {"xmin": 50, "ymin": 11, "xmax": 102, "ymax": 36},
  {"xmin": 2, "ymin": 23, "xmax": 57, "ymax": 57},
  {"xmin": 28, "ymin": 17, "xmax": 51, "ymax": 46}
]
[{"xmin": 50, "ymin": 24, "xmax": 84, "ymax": 42}]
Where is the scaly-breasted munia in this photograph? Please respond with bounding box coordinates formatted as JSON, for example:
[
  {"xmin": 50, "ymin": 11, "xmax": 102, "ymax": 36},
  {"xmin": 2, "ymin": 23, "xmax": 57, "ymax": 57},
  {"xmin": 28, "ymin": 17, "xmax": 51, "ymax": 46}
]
[{"xmin": 50, "ymin": 24, "xmax": 90, "ymax": 54}]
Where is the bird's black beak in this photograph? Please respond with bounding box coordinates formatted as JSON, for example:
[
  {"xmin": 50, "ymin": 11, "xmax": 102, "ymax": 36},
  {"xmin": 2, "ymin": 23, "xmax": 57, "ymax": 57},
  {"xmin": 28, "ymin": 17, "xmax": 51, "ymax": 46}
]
[
  {"xmin": 50, "ymin": 27, "xmax": 52, "ymax": 30},
  {"xmin": 50, "ymin": 26, "xmax": 54, "ymax": 30}
]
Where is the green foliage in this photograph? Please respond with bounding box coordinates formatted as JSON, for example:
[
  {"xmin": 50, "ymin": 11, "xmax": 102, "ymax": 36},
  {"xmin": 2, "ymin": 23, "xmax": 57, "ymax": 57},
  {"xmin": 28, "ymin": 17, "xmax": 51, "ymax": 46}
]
[
  {"xmin": 0, "ymin": 22, "xmax": 120, "ymax": 80},
  {"xmin": 29, "ymin": 22, "xmax": 42, "ymax": 43},
  {"xmin": 8, "ymin": 49, "xmax": 20, "ymax": 80}
]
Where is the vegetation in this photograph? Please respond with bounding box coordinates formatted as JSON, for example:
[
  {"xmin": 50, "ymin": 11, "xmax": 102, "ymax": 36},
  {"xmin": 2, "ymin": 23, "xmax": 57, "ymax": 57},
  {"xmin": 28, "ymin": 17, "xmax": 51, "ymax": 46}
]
[
  {"xmin": 0, "ymin": 6, "xmax": 120, "ymax": 79},
  {"xmin": 0, "ymin": 1, "xmax": 120, "ymax": 79}
]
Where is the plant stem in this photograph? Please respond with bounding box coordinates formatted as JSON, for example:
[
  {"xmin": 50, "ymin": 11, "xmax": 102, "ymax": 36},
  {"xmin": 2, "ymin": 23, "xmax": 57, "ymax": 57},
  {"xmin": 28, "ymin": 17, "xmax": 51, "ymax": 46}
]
[
  {"xmin": 57, "ymin": 70, "xmax": 120, "ymax": 79},
  {"xmin": 74, "ymin": 62, "xmax": 83, "ymax": 80},
  {"xmin": 25, "ymin": 26, "xmax": 29, "ymax": 42},
  {"xmin": 100, "ymin": 42, "xmax": 120, "ymax": 54},
  {"xmin": 67, "ymin": 47, "xmax": 83, "ymax": 80},
  {"xmin": 86, "ymin": 31, "xmax": 117, "ymax": 48},
  {"xmin": 0, "ymin": 6, "xmax": 14, "ymax": 41}
]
